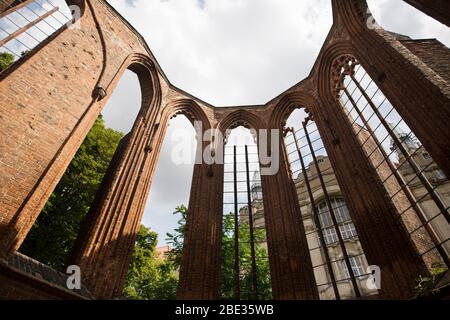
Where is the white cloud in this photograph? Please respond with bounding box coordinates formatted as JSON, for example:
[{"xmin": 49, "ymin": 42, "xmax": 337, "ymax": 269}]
[
  {"xmin": 110, "ymin": 0, "xmax": 333, "ymax": 106},
  {"xmin": 367, "ymin": 0, "xmax": 450, "ymax": 47}
]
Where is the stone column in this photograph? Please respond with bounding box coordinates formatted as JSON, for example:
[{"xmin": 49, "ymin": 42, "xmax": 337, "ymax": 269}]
[{"xmin": 69, "ymin": 110, "xmax": 162, "ymax": 299}]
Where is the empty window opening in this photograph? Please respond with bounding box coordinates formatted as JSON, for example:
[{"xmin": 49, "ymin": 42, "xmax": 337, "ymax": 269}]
[
  {"xmin": 19, "ymin": 69, "xmax": 142, "ymax": 271},
  {"xmin": 123, "ymin": 114, "xmax": 197, "ymax": 300},
  {"xmin": 283, "ymin": 108, "xmax": 377, "ymax": 300},
  {"xmin": 221, "ymin": 126, "xmax": 272, "ymax": 300}
]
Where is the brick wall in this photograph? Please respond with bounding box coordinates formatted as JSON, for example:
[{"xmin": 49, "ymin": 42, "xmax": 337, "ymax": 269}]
[
  {"xmin": 401, "ymin": 39, "xmax": 450, "ymax": 84},
  {"xmin": 0, "ymin": 0, "xmax": 170, "ymax": 254},
  {"xmin": 0, "ymin": 253, "xmax": 90, "ymax": 299}
]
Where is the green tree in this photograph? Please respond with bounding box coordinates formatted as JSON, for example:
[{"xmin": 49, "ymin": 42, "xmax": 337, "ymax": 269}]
[
  {"xmin": 0, "ymin": 52, "xmax": 14, "ymax": 71},
  {"xmin": 20, "ymin": 116, "xmax": 124, "ymax": 270},
  {"xmin": 165, "ymin": 205, "xmax": 188, "ymax": 269},
  {"xmin": 166, "ymin": 208, "xmax": 272, "ymax": 300},
  {"xmin": 220, "ymin": 213, "xmax": 272, "ymax": 300},
  {"xmin": 123, "ymin": 225, "xmax": 179, "ymax": 300}
]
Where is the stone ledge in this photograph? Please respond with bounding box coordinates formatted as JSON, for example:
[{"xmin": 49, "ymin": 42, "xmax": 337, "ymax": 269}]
[{"xmin": 0, "ymin": 252, "xmax": 93, "ymax": 300}]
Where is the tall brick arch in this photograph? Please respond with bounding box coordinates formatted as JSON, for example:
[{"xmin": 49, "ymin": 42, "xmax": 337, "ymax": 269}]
[
  {"xmin": 0, "ymin": 0, "xmax": 168, "ymax": 299},
  {"xmin": 268, "ymin": 92, "xmax": 320, "ymax": 129},
  {"xmin": 67, "ymin": 54, "xmax": 163, "ymax": 299},
  {"xmin": 0, "ymin": 0, "xmax": 449, "ymax": 300},
  {"xmin": 159, "ymin": 100, "xmax": 223, "ymax": 300},
  {"xmin": 331, "ymin": 0, "xmax": 450, "ymax": 178},
  {"xmin": 0, "ymin": 0, "xmax": 161, "ymax": 253},
  {"xmin": 216, "ymin": 109, "xmax": 320, "ymax": 300}
]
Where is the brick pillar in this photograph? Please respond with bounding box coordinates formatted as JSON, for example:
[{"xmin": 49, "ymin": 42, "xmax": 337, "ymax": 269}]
[
  {"xmin": 403, "ymin": 0, "xmax": 450, "ymax": 27},
  {"xmin": 68, "ymin": 110, "xmax": 162, "ymax": 299},
  {"xmin": 177, "ymin": 151, "xmax": 223, "ymax": 299},
  {"xmin": 259, "ymin": 135, "xmax": 319, "ymax": 300},
  {"xmin": 312, "ymin": 95, "xmax": 426, "ymax": 298}
]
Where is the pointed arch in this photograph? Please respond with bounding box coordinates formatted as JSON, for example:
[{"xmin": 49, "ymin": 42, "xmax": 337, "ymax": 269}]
[
  {"xmin": 269, "ymin": 91, "xmax": 321, "ymax": 129},
  {"xmin": 217, "ymin": 109, "xmax": 265, "ymax": 133},
  {"xmin": 162, "ymin": 99, "xmax": 212, "ymax": 131}
]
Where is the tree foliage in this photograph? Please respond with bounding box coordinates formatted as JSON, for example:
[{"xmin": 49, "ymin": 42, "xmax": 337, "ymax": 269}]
[
  {"xmin": 166, "ymin": 208, "xmax": 272, "ymax": 300},
  {"xmin": 0, "ymin": 51, "xmax": 14, "ymax": 71},
  {"xmin": 123, "ymin": 225, "xmax": 179, "ymax": 300},
  {"xmin": 165, "ymin": 205, "xmax": 187, "ymax": 269},
  {"xmin": 20, "ymin": 116, "xmax": 124, "ymax": 270},
  {"xmin": 220, "ymin": 213, "xmax": 272, "ymax": 300}
]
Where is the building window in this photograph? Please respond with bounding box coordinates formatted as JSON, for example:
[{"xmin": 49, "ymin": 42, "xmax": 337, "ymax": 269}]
[
  {"xmin": 422, "ymin": 152, "xmax": 431, "ymax": 160},
  {"xmin": 251, "ymin": 185, "xmax": 263, "ymax": 200},
  {"xmin": 331, "ymin": 199, "xmax": 351, "ymax": 223},
  {"xmin": 320, "ymin": 223, "xmax": 357, "ymax": 245},
  {"xmin": 323, "ymin": 227, "xmax": 338, "ymax": 245},
  {"xmin": 318, "ymin": 203, "xmax": 333, "ymax": 228},
  {"xmin": 317, "ymin": 198, "xmax": 357, "ymax": 245},
  {"xmin": 342, "ymin": 256, "xmax": 365, "ymax": 279},
  {"xmin": 340, "ymin": 222, "xmax": 357, "ymax": 240},
  {"xmin": 434, "ymin": 169, "xmax": 446, "ymax": 181}
]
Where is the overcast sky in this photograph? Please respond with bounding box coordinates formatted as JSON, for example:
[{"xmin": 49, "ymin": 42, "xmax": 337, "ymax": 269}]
[{"xmin": 100, "ymin": 0, "xmax": 450, "ymax": 245}]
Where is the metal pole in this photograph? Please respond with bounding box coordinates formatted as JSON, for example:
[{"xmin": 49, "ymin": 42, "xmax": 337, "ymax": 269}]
[
  {"xmin": 303, "ymin": 120, "xmax": 361, "ymax": 297},
  {"xmin": 351, "ymin": 74, "xmax": 450, "ymax": 224},
  {"xmin": 233, "ymin": 145, "xmax": 241, "ymax": 300},
  {"xmin": 245, "ymin": 145, "xmax": 258, "ymax": 300},
  {"xmin": 290, "ymin": 128, "xmax": 341, "ymax": 300},
  {"xmin": 343, "ymin": 88, "xmax": 450, "ymax": 267}
]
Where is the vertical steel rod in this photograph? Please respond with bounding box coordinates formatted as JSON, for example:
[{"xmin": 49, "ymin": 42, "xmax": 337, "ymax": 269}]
[
  {"xmin": 291, "ymin": 128, "xmax": 341, "ymax": 300},
  {"xmin": 344, "ymin": 88, "xmax": 450, "ymax": 267},
  {"xmin": 351, "ymin": 74, "xmax": 450, "ymax": 224},
  {"xmin": 245, "ymin": 145, "xmax": 258, "ymax": 300},
  {"xmin": 233, "ymin": 145, "xmax": 241, "ymax": 300},
  {"xmin": 303, "ymin": 121, "xmax": 362, "ymax": 297}
]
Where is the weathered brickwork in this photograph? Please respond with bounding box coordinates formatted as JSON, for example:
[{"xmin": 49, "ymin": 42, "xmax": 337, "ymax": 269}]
[
  {"xmin": 0, "ymin": 0, "xmax": 449, "ymax": 299},
  {"xmin": 401, "ymin": 39, "xmax": 450, "ymax": 84},
  {"xmin": 0, "ymin": 252, "xmax": 88, "ymax": 299}
]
